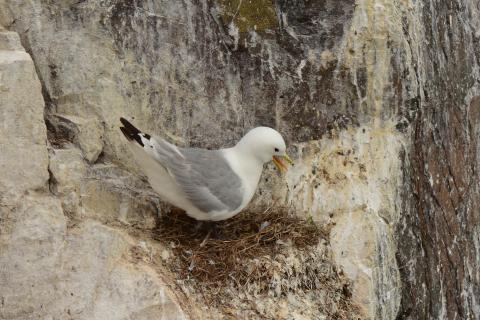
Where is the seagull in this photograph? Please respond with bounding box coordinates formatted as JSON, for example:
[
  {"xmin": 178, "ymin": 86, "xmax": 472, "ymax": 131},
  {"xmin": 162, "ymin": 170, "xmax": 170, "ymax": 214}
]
[{"xmin": 119, "ymin": 118, "xmax": 293, "ymax": 221}]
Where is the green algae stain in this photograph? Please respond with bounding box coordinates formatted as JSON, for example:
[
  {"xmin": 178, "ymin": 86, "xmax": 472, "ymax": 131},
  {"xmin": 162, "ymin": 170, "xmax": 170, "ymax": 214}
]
[{"xmin": 216, "ymin": 0, "xmax": 278, "ymax": 33}]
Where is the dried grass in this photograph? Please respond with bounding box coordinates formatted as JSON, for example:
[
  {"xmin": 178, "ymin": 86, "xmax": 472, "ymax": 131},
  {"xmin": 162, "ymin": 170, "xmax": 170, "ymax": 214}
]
[
  {"xmin": 152, "ymin": 207, "xmax": 361, "ymax": 319},
  {"xmin": 154, "ymin": 206, "xmax": 323, "ymax": 284}
]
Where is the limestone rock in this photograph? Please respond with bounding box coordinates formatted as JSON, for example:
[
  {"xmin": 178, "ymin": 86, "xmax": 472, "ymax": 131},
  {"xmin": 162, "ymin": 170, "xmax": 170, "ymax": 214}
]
[
  {"xmin": 0, "ymin": 31, "xmax": 23, "ymax": 50},
  {"xmin": 49, "ymin": 148, "xmax": 87, "ymax": 194},
  {"xmin": 79, "ymin": 164, "xmax": 160, "ymax": 229},
  {"xmin": 0, "ymin": 197, "xmax": 186, "ymax": 320},
  {"xmin": 48, "ymin": 148, "xmax": 87, "ymax": 215},
  {"xmin": 47, "ymin": 114, "xmax": 104, "ymax": 163},
  {"xmin": 56, "ymin": 221, "xmax": 186, "ymax": 320},
  {"xmin": 73, "ymin": 116, "xmax": 105, "ymax": 163},
  {"xmin": 0, "ymin": 30, "xmax": 49, "ymax": 201},
  {"xmin": 280, "ymin": 123, "xmax": 403, "ymax": 318},
  {"xmin": 0, "ymin": 195, "xmax": 67, "ymax": 320},
  {"xmin": 0, "ymin": 28, "xmax": 188, "ymax": 320},
  {"xmin": 1, "ymin": 0, "xmax": 479, "ymax": 319}
]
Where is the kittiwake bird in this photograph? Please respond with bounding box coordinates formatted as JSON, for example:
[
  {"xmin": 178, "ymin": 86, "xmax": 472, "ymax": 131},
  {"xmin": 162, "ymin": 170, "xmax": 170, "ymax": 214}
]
[{"xmin": 119, "ymin": 117, "xmax": 293, "ymax": 221}]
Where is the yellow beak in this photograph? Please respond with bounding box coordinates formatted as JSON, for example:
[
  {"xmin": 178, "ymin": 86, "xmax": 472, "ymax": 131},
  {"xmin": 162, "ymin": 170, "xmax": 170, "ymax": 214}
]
[{"xmin": 272, "ymin": 154, "xmax": 294, "ymax": 173}]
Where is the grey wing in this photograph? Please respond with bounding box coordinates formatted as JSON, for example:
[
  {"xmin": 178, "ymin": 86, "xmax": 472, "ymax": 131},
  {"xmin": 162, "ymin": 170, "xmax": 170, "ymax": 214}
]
[{"xmin": 150, "ymin": 138, "xmax": 244, "ymax": 213}]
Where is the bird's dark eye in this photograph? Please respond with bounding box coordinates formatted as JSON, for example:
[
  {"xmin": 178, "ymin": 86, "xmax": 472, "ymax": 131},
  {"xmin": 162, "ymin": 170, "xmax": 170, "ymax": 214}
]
[{"xmin": 274, "ymin": 148, "xmax": 279, "ymax": 152}]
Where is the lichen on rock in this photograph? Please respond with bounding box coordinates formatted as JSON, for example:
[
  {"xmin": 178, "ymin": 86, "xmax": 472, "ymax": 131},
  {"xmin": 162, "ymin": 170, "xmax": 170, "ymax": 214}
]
[{"xmin": 215, "ymin": 0, "xmax": 278, "ymax": 46}]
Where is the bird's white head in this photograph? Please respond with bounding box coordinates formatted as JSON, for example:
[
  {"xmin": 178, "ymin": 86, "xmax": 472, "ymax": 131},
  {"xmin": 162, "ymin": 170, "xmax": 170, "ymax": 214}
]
[{"xmin": 236, "ymin": 127, "xmax": 293, "ymax": 172}]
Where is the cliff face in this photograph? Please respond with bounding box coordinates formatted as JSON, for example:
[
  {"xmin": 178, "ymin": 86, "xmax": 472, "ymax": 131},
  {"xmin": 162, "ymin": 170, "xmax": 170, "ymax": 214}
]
[
  {"xmin": 396, "ymin": 2, "xmax": 480, "ymax": 318},
  {"xmin": 0, "ymin": 1, "xmax": 479, "ymax": 319}
]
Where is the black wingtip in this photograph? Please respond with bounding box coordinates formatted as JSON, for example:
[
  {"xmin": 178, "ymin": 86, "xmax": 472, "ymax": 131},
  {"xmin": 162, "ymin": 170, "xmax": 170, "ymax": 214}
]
[
  {"xmin": 120, "ymin": 117, "xmax": 137, "ymax": 132},
  {"xmin": 119, "ymin": 126, "xmax": 132, "ymax": 140},
  {"xmin": 119, "ymin": 117, "xmax": 144, "ymax": 147}
]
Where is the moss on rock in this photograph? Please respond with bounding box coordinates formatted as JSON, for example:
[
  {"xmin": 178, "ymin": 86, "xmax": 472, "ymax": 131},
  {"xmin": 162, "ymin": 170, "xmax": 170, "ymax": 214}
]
[{"xmin": 216, "ymin": 0, "xmax": 278, "ymax": 34}]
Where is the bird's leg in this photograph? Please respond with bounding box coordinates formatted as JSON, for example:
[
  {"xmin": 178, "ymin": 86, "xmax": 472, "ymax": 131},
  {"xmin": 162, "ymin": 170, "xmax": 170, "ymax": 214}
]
[
  {"xmin": 207, "ymin": 221, "xmax": 221, "ymax": 239},
  {"xmin": 194, "ymin": 220, "xmax": 216, "ymax": 233},
  {"xmin": 194, "ymin": 220, "xmax": 205, "ymax": 233},
  {"xmin": 199, "ymin": 228, "xmax": 212, "ymax": 247},
  {"xmin": 197, "ymin": 221, "xmax": 221, "ymax": 246}
]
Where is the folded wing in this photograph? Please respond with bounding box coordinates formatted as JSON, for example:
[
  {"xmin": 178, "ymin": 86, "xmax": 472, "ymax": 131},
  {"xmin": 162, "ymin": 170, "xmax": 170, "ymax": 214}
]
[{"xmin": 151, "ymin": 141, "xmax": 244, "ymax": 214}]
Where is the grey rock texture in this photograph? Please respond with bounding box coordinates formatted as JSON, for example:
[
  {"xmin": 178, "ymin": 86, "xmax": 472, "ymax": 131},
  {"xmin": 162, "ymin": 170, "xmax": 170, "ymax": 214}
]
[
  {"xmin": 396, "ymin": 2, "xmax": 480, "ymax": 319},
  {"xmin": 0, "ymin": 0, "xmax": 479, "ymax": 319},
  {"xmin": 0, "ymin": 30, "xmax": 188, "ymax": 320},
  {"xmin": 0, "ymin": 31, "xmax": 49, "ymax": 201}
]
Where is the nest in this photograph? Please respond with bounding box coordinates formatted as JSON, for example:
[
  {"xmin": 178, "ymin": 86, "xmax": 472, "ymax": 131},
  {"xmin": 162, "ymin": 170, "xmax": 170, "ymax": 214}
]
[
  {"xmin": 151, "ymin": 207, "xmax": 361, "ymax": 319},
  {"xmin": 154, "ymin": 206, "xmax": 324, "ymax": 285}
]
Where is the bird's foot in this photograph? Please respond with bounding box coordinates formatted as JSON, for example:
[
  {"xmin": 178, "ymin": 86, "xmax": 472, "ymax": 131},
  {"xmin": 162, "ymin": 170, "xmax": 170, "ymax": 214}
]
[
  {"xmin": 194, "ymin": 220, "xmax": 205, "ymax": 232},
  {"xmin": 195, "ymin": 221, "xmax": 221, "ymax": 243},
  {"xmin": 199, "ymin": 228, "xmax": 212, "ymax": 247}
]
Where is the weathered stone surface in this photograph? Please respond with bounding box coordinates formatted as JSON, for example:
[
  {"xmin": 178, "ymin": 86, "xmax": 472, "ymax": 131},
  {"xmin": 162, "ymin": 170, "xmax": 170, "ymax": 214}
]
[
  {"xmin": 79, "ymin": 164, "xmax": 160, "ymax": 229},
  {"xmin": 0, "ymin": 198, "xmax": 186, "ymax": 320},
  {"xmin": 64, "ymin": 115, "xmax": 105, "ymax": 163},
  {"xmin": 0, "ymin": 30, "xmax": 22, "ymax": 50},
  {"xmin": 47, "ymin": 114, "xmax": 105, "ymax": 163},
  {"xmin": 0, "ymin": 28, "xmax": 187, "ymax": 320},
  {"xmin": 395, "ymin": 1, "xmax": 480, "ymax": 318},
  {"xmin": 49, "ymin": 148, "xmax": 86, "ymax": 190},
  {"xmin": 0, "ymin": 0, "xmax": 479, "ymax": 319},
  {"xmin": 278, "ymin": 123, "xmax": 403, "ymax": 317},
  {"xmin": 0, "ymin": 31, "xmax": 49, "ymax": 201},
  {"xmin": 48, "ymin": 148, "xmax": 87, "ymax": 216},
  {"xmin": 0, "ymin": 195, "xmax": 67, "ymax": 320},
  {"xmin": 56, "ymin": 221, "xmax": 186, "ymax": 320}
]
